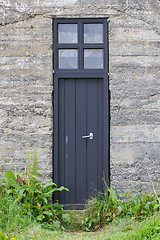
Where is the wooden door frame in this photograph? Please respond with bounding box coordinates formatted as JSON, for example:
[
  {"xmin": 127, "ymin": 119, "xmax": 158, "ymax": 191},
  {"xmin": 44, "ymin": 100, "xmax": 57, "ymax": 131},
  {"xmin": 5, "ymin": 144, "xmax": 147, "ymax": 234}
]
[{"xmin": 52, "ymin": 18, "xmax": 110, "ymax": 205}]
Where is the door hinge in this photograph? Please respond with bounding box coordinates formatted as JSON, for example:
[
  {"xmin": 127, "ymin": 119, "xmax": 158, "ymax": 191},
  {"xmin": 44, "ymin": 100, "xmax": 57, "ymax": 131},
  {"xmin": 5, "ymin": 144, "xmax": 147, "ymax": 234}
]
[{"xmin": 53, "ymin": 70, "xmax": 54, "ymax": 74}]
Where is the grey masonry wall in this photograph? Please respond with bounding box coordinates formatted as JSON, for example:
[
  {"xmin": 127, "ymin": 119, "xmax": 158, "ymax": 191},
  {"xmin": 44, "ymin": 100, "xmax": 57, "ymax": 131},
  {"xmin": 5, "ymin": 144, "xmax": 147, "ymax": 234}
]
[{"xmin": 0, "ymin": 0, "xmax": 160, "ymax": 193}]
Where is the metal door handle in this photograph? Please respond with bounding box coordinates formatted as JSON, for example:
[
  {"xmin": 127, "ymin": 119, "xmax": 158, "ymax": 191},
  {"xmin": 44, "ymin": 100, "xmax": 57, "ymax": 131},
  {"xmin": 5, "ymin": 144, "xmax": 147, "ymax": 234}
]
[{"xmin": 82, "ymin": 132, "xmax": 94, "ymax": 140}]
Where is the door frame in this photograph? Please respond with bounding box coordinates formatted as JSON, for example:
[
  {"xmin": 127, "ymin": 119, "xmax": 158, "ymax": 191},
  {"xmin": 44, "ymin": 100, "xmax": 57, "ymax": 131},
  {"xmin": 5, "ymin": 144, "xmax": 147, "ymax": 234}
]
[{"xmin": 52, "ymin": 18, "xmax": 110, "ymax": 206}]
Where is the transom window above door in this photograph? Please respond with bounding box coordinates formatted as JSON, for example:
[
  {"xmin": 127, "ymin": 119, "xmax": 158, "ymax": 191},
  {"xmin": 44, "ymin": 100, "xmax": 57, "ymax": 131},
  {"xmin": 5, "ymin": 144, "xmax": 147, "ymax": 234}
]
[{"xmin": 54, "ymin": 19, "xmax": 108, "ymax": 71}]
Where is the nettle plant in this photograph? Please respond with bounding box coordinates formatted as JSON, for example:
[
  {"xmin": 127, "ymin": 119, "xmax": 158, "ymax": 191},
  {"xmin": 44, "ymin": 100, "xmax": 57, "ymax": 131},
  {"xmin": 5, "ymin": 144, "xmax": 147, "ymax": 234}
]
[{"xmin": 2, "ymin": 146, "xmax": 69, "ymax": 227}]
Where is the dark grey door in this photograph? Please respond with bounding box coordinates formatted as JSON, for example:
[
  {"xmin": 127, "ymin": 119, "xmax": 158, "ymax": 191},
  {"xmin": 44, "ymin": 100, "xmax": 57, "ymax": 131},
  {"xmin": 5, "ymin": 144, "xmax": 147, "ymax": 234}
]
[{"xmin": 53, "ymin": 19, "xmax": 109, "ymax": 208}]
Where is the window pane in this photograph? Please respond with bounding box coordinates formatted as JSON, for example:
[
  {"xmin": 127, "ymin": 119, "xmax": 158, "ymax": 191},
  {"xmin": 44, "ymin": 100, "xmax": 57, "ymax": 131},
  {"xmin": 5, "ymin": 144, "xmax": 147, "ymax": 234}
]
[
  {"xmin": 84, "ymin": 49, "xmax": 104, "ymax": 69},
  {"xmin": 59, "ymin": 49, "xmax": 78, "ymax": 69},
  {"xmin": 58, "ymin": 24, "xmax": 78, "ymax": 43},
  {"xmin": 84, "ymin": 24, "xmax": 103, "ymax": 43}
]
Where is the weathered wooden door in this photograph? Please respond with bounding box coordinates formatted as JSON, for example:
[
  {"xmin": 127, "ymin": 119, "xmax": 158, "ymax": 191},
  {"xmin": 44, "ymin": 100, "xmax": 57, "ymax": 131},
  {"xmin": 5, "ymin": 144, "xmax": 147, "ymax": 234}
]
[{"xmin": 53, "ymin": 19, "xmax": 109, "ymax": 208}]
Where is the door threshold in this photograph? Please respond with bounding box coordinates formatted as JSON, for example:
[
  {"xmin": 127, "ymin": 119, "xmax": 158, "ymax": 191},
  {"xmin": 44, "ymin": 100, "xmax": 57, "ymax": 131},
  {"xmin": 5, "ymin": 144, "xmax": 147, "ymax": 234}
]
[{"xmin": 62, "ymin": 204, "xmax": 85, "ymax": 210}]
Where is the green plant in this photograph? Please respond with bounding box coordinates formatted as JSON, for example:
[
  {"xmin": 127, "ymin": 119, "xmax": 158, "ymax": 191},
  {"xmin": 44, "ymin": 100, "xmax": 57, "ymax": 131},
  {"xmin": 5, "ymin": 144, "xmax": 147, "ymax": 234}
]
[
  {"xmin": 119, "ymin": 190, "xmax": 160, "ymax": 219},
  {"xmin": 0, "ymin": 231, "xmax": 6, "ymax": 240},
  {"xmin": 81, "ymin": 217, "xmax": 96, "ymax": 231},
  {"xmin": 82, "ymin": 186, "xmax": 120, "ymax": 230},
  {"xmin": 0, "ymin": 146, "xmax": 69, "ymax": 230},
  {"xmin": 0, "ymin": 180, "xmax": 31, "ymax": 234},
  {"xmin": 129, "ymin": 213, "xmax": 160, "ymax": 240},
  {"xmin": 82, "ymin": 182, "xmax": 160, "ymax": 231}
]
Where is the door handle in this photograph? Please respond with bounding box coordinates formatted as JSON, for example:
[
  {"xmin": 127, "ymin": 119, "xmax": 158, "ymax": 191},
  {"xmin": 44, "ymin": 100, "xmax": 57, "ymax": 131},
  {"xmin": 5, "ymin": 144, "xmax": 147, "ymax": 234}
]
[{"xmin": 82, "ymin": 132, "xmax": 94, "ymax": 140}]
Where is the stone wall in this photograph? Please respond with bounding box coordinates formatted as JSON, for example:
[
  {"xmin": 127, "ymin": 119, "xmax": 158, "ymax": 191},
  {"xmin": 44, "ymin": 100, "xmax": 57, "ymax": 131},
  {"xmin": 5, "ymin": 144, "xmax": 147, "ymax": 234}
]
[{"xmin": 0, "ymin": 0, "xmax": 160, "ymax": 192}]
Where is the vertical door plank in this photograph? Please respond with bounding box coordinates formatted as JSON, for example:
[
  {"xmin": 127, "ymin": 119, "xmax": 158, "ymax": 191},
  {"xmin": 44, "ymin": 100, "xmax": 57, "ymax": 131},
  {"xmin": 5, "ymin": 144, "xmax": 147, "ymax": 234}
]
[
  {"xmin": 103, "ymin": 77, "xmax": 109, "ymax": 186},
  {"xmin": 97, "ymin": 79, "xmax": 104, "ymax": 192},
  {"xmin": 58, "ymin": 79, "xmax": 65, "ymax": 203},
  {"xmin": 64, "ymin": 78, "xmax": 76, "ymax": 204},
  {"xmin": 76, "ymin": 78, "xmax": 87, "ymax": 204},
  {"xmin": 86, "ymin": 78, "xmax": 98, "ymax": 199}
]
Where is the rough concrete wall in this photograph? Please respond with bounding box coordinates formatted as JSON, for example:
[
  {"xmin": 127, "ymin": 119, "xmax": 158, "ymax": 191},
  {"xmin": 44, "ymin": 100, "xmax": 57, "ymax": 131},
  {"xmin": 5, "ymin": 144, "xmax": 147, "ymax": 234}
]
[
  {"xmin": 0, "ymin": 15, "xmax": 53, "ymax": 181},
  {"xmin": 109, "ymin": 1, "xmax": 160, "ymax": 193},
  {"xmin": 0, "ymin": 0, "xmax": 160, "ymax": 192}
]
